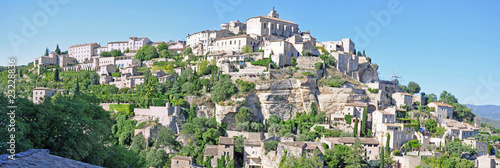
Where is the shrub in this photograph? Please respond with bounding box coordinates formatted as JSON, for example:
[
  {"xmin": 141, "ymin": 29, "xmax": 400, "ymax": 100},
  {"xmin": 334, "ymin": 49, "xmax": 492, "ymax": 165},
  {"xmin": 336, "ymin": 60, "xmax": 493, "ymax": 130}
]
[
  {"xmin": 314, "ymin": 62, "xmax": 323, "ymax": 70},
  {"xmin": 393, "ymin": 149, "xmax": 400, "ymax": 156},
  {"xmin": 368, "ymin": 88, "xmax": 379, "ymax": 93},
  {"xmin": 264, "ymin": 140, "xmax": 279, "ymax": 152},
  {"xmin": 291, "ymin": 57, "xmax": 298, "ymax": 66},
  {"xmin": 301, "ymin": 72, "xmax": 315, "ymax": 77},
  {"xmin": 109, "ymin": 104, "xmax": 135, "ymax": 115},
  {"xmin": 345, "ymin": 115, "xmax": 353, "ymax": 124},
  {"xmin": 111, "ymin": 72, "xmax": 121, "ymax": 77},
  {"xmin": 251, "ymin": 59, "xmax": 271, "ymax": 67}
]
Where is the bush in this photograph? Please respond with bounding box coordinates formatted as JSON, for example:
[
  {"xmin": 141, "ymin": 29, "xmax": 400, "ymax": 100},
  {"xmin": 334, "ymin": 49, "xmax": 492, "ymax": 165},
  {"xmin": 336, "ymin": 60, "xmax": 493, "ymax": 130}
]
[
  {"xmin": 367, "ymin": 88, "xmax": 379, "ymax": 93},
  {"xmin": 111, "ymin": 72, "xmax": 121, "ymax": 77},
  {"xmin": 291, "ymin": 57, "xmax": 298, "ymax": 66},
  {"xmin": 264, "ymin": 140, "xmax": 279, "ymax": 152},
  {"xmin": 302, "ymin": 72, "xmax": 315, "ymax": 77},
  {"xmin": 345, "ymin": 115, "xmax": 353, "ymax": 124},
  {"xmin": 235, "ymin": 79, "xmax": 256, "ymax": 92},
  {"xmin": 314, "ymin": 62, "xmax": 323, "ymax": 70},
  {"xmin": 109, "ymin": 104, "xmax": 135, "ymax": 115},
  {"xmin": 251, "ymin": 59, "xmax": 271, "ymax": 67},
  {"xmin": 393, "ymin": 149, "xmax": 400, "ymax": 156}
]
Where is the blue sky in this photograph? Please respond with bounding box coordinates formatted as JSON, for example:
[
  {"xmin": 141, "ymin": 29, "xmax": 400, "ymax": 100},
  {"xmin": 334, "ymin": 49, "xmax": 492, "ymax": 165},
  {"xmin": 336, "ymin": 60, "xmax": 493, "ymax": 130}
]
[{"xmin": 1, "ymin": 0, "xmax": 499, "ymax": 105}]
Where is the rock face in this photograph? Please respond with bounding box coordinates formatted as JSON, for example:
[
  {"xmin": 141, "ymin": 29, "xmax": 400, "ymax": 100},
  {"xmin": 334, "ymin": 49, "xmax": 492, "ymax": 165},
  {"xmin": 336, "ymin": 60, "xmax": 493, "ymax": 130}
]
[
  {"xmin": 255, "ymin": 78, "xmax": 319, "ymax": 121},
  {"xmin": 215, "ymin": 104, "xmax": 239, "ymax": 129},
  {"xmin": 317, "ymin": 87, "xmax": 366, "ymax": 116},
  {"xmin": 355, "ymin": 63, "xmax": 379, "ymax": 83}
]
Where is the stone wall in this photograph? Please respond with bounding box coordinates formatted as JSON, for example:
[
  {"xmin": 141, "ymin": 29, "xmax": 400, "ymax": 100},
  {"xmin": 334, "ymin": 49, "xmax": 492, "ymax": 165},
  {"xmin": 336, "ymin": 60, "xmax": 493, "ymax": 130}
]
[
  {"xmin": 296, "ymin": 56, "xmax": 323, "ymax": 69},
  {"xmin": 317, "ymin": 87, "xmax": 365, "ymax": 116}
]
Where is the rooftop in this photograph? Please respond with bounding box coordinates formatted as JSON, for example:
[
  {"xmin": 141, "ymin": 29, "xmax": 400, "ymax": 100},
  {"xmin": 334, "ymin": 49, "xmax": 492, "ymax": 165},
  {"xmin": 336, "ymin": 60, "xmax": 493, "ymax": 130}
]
[
  {"xmin": 430, "ymin": 102, "xmax": 454, "ymax": 108},
  {"xmin": 69, "ymin": 43, "xmax": 99, "ymax": 48},
  {"xmin": 280, "ymin": 141, "xmax": 306, "ymax": 148},
  {"xmin": 323, "ymin": 137, "xmax": 379, "ymax": 145},
  {"xmin": 204, "ymin": 145, "xmax": 219, "ymax": 156},
  {"xmin": 395, "ymin": 92, "xmax": 413, "ymax": 96},
  {"xmin": 244, "ymin": 139, "xmax": 262, "ymax": 146},
  {"xmin": 219, "ymin": 136, "xmax": 234, "ymax": 145},
  {"xmin": 345, "ymin": 102, "xmax": 366, "ymax": 107},
  {"xmin": 33, "ymin": 87, "xmax": 56, "ymax": 90},
  {"xmin": 0, "ymin": 149, "xmax": 102, "ymax": 168},
  {"xmin": 171, "ymin": 155, "xmax": 192, "ymax": 162},
  {"xmin": 248, "ymin": 15, "xmax": 298, "ymax": 25}
]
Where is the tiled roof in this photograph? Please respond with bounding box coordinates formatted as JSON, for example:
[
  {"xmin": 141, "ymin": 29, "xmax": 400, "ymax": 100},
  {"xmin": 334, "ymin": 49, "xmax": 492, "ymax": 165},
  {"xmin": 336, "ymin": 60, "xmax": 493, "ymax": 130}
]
[
  {"xmin": 204, "ymin": 145, "xmax": 219, "ymax": 156},
  {"xmin": 219, "ymin": 136, "xmax": 234, "ymax": 145},
  {"xmin": 0, "ymin": 149, "xmax": 102, "ymax": 168},
  {"xmin": 375, "ymin": 110, "xmax": 394, "ymax": 115},
  {"xmin": 345, "ymin": 102, "xmax": 366, "ymax": 107},
  {"xmin": 216, "ymin": 35, "xmax": 253, "ymax": 41},
  {"xmin": 248, "ymin": 15, "xmax": 298, "ymax": 25},
  {"xmin": 324, "ymin": 137, "xmax": 379, "ymax": 145},
  {"xmin": 244, "ymin": 139, "xmax": 262, "ymax": 146},
  {"xmin": 280, "ymin": 141, "xmax": 306, "ymax": 148},
  {"xmin": 171, "ymin": 155, "xmax": 192, "ymax": 161},
  {"xmin": 33, "ymin": 87, "xmax": 56, "ymax": 90},
  {"xmin": 430, "ymin": 102, "xmax": 454, "ymax": 108},
  {"xmin": 69, "ymin": 43, "xmax": 98, "ymax": 48},
  {"xmin": 396, "ymin": 92, "xmax": 413, "ymax": 96}
]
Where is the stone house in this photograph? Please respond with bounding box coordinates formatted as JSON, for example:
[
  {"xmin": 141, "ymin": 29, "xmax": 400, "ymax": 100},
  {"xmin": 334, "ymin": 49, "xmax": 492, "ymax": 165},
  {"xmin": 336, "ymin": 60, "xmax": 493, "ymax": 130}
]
[
  {"xmin": 392, "ymin": 92, "xmax": 413, "ymax": 109},
  {"xmin": 463, "ymin": 138, "xmax": 489, "ymax": 156},
  {"xmin": 244, "ymin": 139, "xmax": 262, "ymax": 168},
  {"xmin": 32, "ymin": 87, "xmax": 66, "ymax": 104},
  {"xmin": 428, "ymin": 102, "xmax": 453, "ymax": 123},
  {"xmin": 441, "ymin": 119, "xmax": 479, "ymax": 140},
  {"xmin": 133, "ymin": 103, "xmax": 183, "ymax": 133},
  {"xmin": 372, "ymin": 109, "xmax": 417, "ymax": 151},
  {"xmin": 204, "ymin": 136, "xmax": 235, "ymax": 168},
  {"xmin": 170, "ymin": 155, "xmax": 194, "ymax": 168},
  {"xmin": 320, "ymin": 137, "xmax": 380, "ymax": 160}
]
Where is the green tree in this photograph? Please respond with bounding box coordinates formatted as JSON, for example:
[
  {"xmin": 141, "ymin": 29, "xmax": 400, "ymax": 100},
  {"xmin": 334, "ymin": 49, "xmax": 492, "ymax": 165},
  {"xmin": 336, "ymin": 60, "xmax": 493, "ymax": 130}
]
[
  {"xmin": 380, "ymin": 146, "xmax": 385, "ymax": 168},
  {"xmin": 425, "ymin": 119, "xmax": 437, "ymax": 133},
  {"xmin": 90, "ymin": 72, "xmax": 99, "ymax": 85},
  {"xmin": 100, "ymin": 51, "xmax": 112, "ymax": 57},
  {"xmin": 130, "ymin": 134, "xmax": 147, "ymax": 151},
  {"xmin": 386, "ymin": 133, "xmax": 391, "ymax": 153},
  {"xmin": 361, "ymin": 106, "xmax": 368, "ymax": 137},
  {"xmin": 183, "ymin": 47, "xmax": 192, "ymax": 55},
  {"xmin": 353, "ymin": 115, "xmax": 359, "ymax": 137},
  {"xmin": 55, "ymin": 44, "xmax": 61, "ymax": 54},
  {"xmin": 210, "ymin": 75, "xmax": 236, "ymax": 102},
  {"xmin": 110, "ymin": 49, "xmax": 122, "ymax": 57},
  {"xmin": 156, "ymin": 42, "xmax": 168, "ymax": 51},
  {"xmin": 45, "ymin": 47, "xmax": 49, "ymax": 56},
  {"xmin": 236, "ymin": 107, "xmax": 252, "ymax": 125},
  {"xmin": 406, "ymin": 81, "xmax": 421, "ymax": 94},
  {"xmin": 362, "ymin": 50, "xmax": 366, "ymax": 57},
  {"xmin": 135, "ymin": 45, "xmax": 159, "ymax": 61},
  {"xmin": 54, "ymin": 67, "xmax": 59, "ymax": 82},
  {"xmin": 146, "ymin": 149, "xmax": 169, "ymax": 168},
  {"xmin": 241, "ymin": 45, "xmax": 253, "ymax": 53},
  {"xmin": 345, "ymin": 138, "xmax": 367, "ymax": 167},
  {"xmin": 0, "ymin": 94, "xmax": 113, "ymax": 165}
]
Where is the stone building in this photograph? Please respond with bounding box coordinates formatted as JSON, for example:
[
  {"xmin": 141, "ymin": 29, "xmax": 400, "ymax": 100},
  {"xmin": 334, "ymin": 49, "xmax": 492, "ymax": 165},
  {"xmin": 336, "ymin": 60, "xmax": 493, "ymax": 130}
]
[
  {"xmin": 372, "ymin": 109, "xmax": 417, "ymax": 151},
  {"xmin": 32, "ymin": 87, "xmax": 66, "ymax": 104},
  {"xmin": 392, "ymin": 92, "xmax": 413, "ymax": 109},
  {"xmin": 209, "ymin": 35, "xmax": 258, "ymax": 54},
  {"xmin": 133, "ymin": 103, "xmax": 184, "ymax": 133},
  {"xmin": 320, "ymin": 137, "xmax": 380, "ymax": 160},
  {"xmin": 68, "ymin": 42, "xmax": 100, "ymax": 63},
  {"xmin": 170, "ymin": 155, "xmax": 194, "ymax": 168},
  {"xmin": 246, "ymin": 9, "xmax": 299, "ymax": 38},
  {"xmin": 428, "ymin": 102, "xmax": 453, "ymax": 123},
  {"xmin": 244, "ymin": 139, "xmax": 262, "ymax": 168},
  {"xmin": 186, "ymin": 29, "xmax": 232, "ymax": 55},
  {"xmin": 204, "ymin": 136, "xmax": 235, "ymax": 168},
  {"xmin": 441, "ymin": 119, "xmax": 479, "ymax": 140}
]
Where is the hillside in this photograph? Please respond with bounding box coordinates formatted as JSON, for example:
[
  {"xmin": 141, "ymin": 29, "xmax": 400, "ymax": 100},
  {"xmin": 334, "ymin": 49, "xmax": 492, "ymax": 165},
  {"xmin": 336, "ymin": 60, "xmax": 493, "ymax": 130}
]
[{"xmin": 466, "ymin": 104, "xmax": 500, "ymax": 121}]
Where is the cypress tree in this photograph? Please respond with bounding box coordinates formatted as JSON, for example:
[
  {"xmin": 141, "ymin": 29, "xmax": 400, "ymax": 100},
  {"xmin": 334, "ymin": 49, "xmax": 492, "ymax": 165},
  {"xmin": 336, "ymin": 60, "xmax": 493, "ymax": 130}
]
[
  {"xmin": 380, "ymin": 146, "xmax": 385, "ymax": 168},
  {"xmin": 353, "ymin": 115, "xmax": 359, "ymax": 137},
  {"xmin": 361, "ymin": 106, "xmax": 368, "ymax": 137},
  {"xmin": 54, "ymin": 67, "xmax": 59, "ymax": 82},
  {"xmin": 386, "ymin": 133, "xmax": 391, "ymax": 153},
  {"xmin": 55, "ymin": 44, "xmax": 61, "ymax": 54}
]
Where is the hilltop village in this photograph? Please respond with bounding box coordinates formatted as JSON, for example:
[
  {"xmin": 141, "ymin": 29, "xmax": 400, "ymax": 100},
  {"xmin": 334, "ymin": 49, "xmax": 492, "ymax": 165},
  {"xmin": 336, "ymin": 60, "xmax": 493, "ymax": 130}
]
[{"xmin": 2, "ymin": 9, "xmax": 500, "ymax": 168}]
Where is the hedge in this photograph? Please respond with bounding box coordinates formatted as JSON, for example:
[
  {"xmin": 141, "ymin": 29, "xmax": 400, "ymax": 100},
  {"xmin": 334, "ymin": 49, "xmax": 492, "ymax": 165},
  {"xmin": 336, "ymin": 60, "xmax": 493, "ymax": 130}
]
[{"xmin": 109, "ymin": 104, "xmax": 135, "ymax": 115}]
